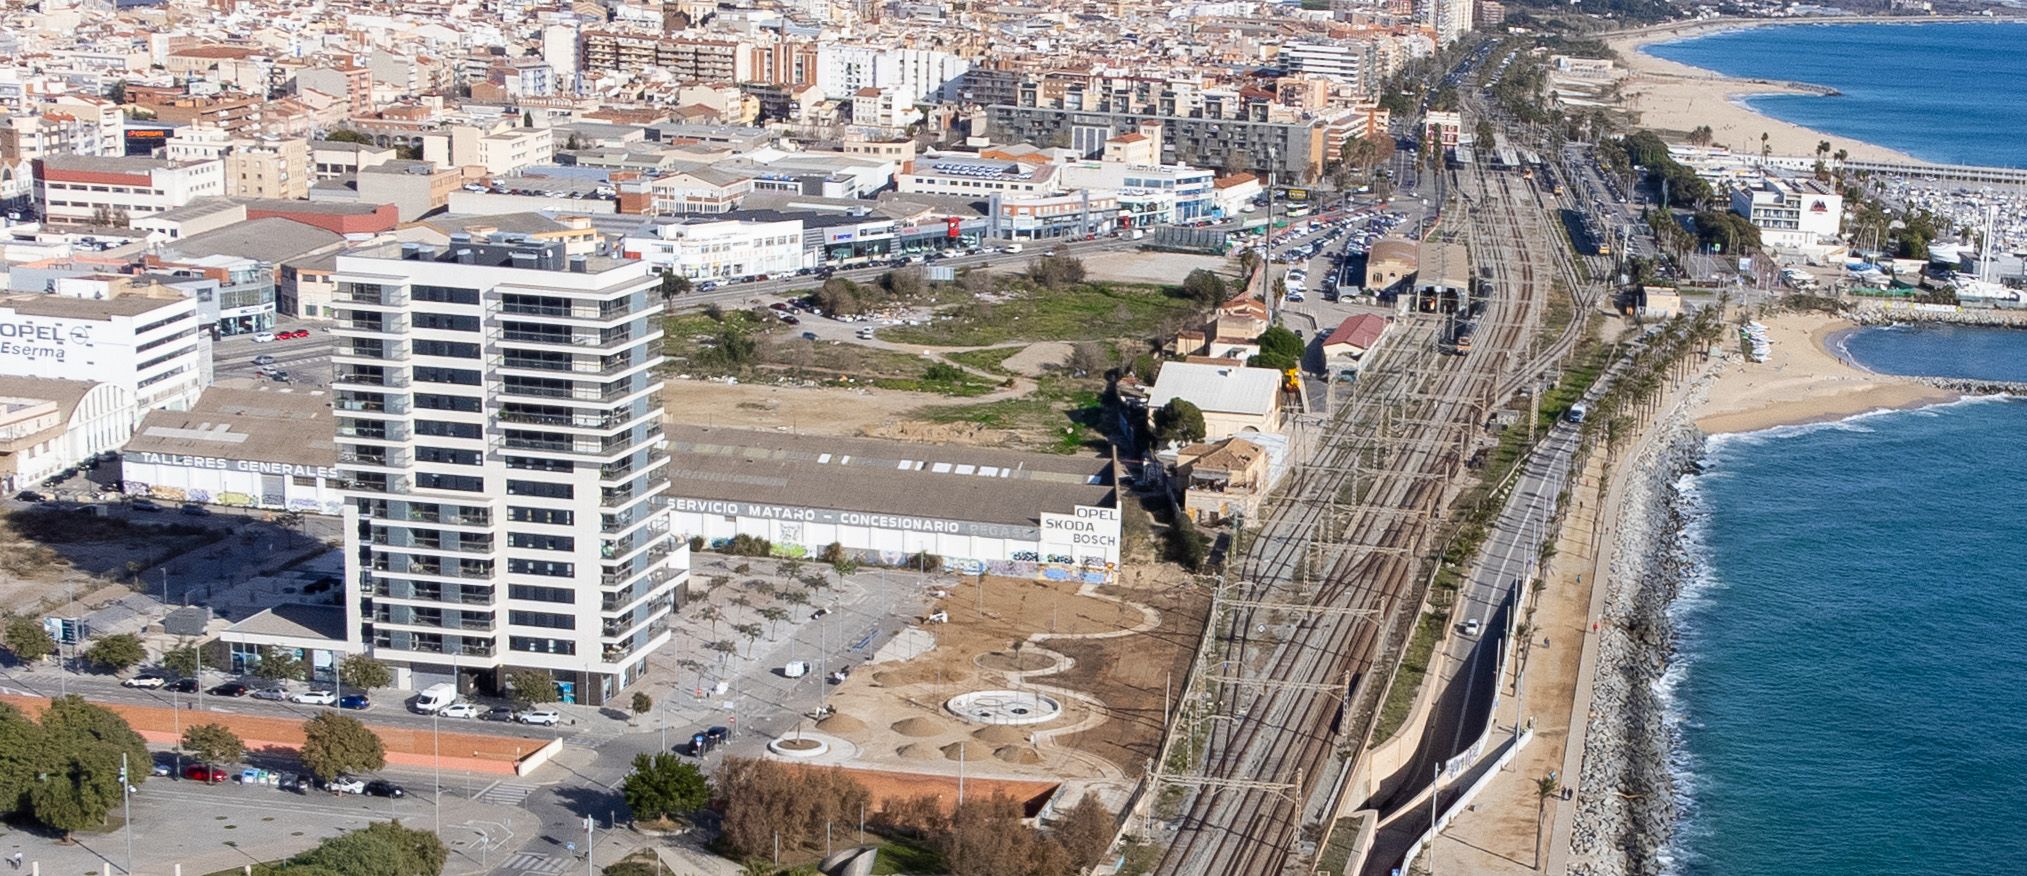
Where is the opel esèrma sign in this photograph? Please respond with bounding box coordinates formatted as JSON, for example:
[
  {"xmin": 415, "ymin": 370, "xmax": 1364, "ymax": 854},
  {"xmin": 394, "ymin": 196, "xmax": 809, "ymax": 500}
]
[
  {"xmin": 0, "ymin": 318, "xmax": 96, "ymax": 363},
  {"xmin": 1039, "ymin": 504, "xmax": 1122, "ymax": 566}
]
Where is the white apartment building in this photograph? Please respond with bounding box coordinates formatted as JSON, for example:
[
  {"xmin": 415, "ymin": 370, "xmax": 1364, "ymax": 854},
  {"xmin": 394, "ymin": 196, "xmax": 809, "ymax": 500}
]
[
  {"xmin": 1280, "ymin": 42, "xmax": 1370, "ymax": 88},
  {"xmin": 0, "ymin": 286, "xmax": 207, "ymax": 421},
  {"xmin": 34, "ymin": 155, "xmax": 226, "ymax": 227},
  {"xmin": 330, "ymin": 236, "xmax": 683, "ymax": 705},
  {"xmin": 619, "ymin": 218, "xmax": 805, "ymax": 281},
  {"xmin": 816, "ymin": 45, "xmax": 970, "ymax": 105},
  {"xmin": 1730, "ymin": 175, "xmax": 1844, "ymax": 250},
  {"xmin": 1420, "ymin": 0, "xmax": 1475, "ymax": 45},
  {"xmin": 422, "ymin": 123, "xmax": 556, "ymax": 176}
]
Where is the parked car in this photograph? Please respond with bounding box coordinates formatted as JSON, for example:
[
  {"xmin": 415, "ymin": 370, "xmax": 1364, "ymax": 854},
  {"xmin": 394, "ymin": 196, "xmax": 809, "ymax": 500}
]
[
  {"xmin": 339, "ymin": 694, "xmax": 370, "ymax": 710},
  {"xmin": 1463, "ymin": 617, "xmax": 1482, "ymax": 637},
  {"xmin": 438, "ymin": 702, "xmax": 480, "ymax": 719},
  {"xmin": 183, "ymin": 763, "xmax": 229, "ymax": 784},
  {"xmin": 122, "ymin": 674, "xmax": 168, "ymax": 689},
  {"xmin": 130, "ymin": 499, "xmax": 162, "ymax": 512},
  {"xmin": 291, "ymin": 689, "xmax": 338, "ymax": 705},
  {"xmin": 277, "ymin": 773, "xmax": 312, "ymax": 793},
  {"xmin": 252, "ymin": 354, "xmax": 276, "ymax": 366},
  {"xmin": 251, "ymin": 686, "xmax": 289, "ymax": 701},
  {"xmin": 364, "ymin": 780, "xmax": 406, "ymax": 798},
  {"xmin": 14, "ymin": 490, "xmax": 44, "ymax": 502},
  {"xmin": 809, "ymin": 607, "xmax": 829, "ymax": 620},
  {"xmin": 482, "ymin": 706, "xmax": 518, "ymax": 722},
  {"xmin": 207, "ymin": 681, "xmax": 250, "ymax": 697},
  {"xmin": 324, "ymin": 775, "xmax": 366, "ymax": 795},
  {"xmin": 516, "ymin": 709, "xmax": 561, "ymax": 726},
  {"xmin": 165, "ymin": 678, "xmax": 199, "ymax": 693},
  {"xmin": 251, "ymin": 331, "xmax": 276, "ymax": 343},
  {"xmin": 180, "ymin": 503, "xmax": 209, "ymax": 516}
]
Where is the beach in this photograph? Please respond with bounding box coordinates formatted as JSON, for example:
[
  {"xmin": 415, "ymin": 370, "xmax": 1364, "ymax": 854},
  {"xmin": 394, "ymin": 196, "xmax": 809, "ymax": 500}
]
[
  {"xmin": 1605, "ymin": 21, "xmax": 1927, "ymax": 164},
  {"xmin": 1691, "ymin": 312, "xmax": 1959, "ymax": 433}
]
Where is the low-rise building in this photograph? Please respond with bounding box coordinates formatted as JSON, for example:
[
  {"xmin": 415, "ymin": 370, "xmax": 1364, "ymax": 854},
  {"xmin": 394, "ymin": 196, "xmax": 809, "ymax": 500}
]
[
  {"xmin": 1320, "ymin": 313, "xmax": 1389, "ymax": 375},
  {"xmin": 34, "ymin": 155, "xmax": 226, "ymax": 227},
  {"xmin": 1174, "ymin": 437, "xmax": 1269, "ymax": 526},
  {"xmin": 1364, "ymin": 238, "xmax": 1418, "ymax": 292},
  {"xmin": 0, "ymin": 376, "xmax": 132, "ymax": 494},
  {"xmin": 1730, "ymin": 174, "xmax": 1843, "ymax": 251},
  {"xmin": 619, "ymin": 217, "xmax": 805, "ymax": 280},
  {"xmin": 0, "ymin": 285, "xmax": 207, "ymax": 421},
  {"xmin": 1147, "ymin": 362, "xmax": 1285, "ymax": 440},
  {"xmin": 118, "ymin": 386, "xmax": 342, "ymax": 513}
]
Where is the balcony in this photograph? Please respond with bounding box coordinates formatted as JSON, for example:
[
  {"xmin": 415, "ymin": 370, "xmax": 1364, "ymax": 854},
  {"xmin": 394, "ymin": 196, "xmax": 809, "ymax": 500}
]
[
  {"xmin": 334, "ymin": 394, "xmax": 413, "ymax": 416},
  {"xmin": 494, "ymin": 328, "xmax": 638, "ymax": 351},
  {"xmin": 599, "ymin": 446, "xmax": 668, "ymax": 482},
  {"xmin": 344, "ymin": 474, "xmax": 413, "ymax": 495},
  {"xmin": 492, "ymin": 354, "xmax": 645, "ymax": 378},
  {"xmin": 333, "ymin": 369, "xmax": 412, "ymax": 389},
  {"xmin": 337, "ymin": 448, "xmax": 412, "ymax": 470},
  {"xmin": 494, "ymin": 294, "xmax": 636, "ymax": 323},
  {"xmin": 404, "ymin": 507, "xmax": 494, "ymax": 528},
  {"xmin": 492, "ymin": 380, "xmax": 643, "ymax": 404},
  {"xmin": 495, "ymin": 409, "xmax": 635, "ymax": 430},
  {"xmin": 334, "ymin": 341, "xmax": 410, "ymax": 361},
  {"xmin": 337, "ymin": 283, "xmax": 409, "ymax": 307},
  {"xmin": 334, "ymin": 314, "xmax": 408, "ymax": 336},
  {"xmin": 337, "ymin": 421, "xmax": 412, "ymax": 443}
]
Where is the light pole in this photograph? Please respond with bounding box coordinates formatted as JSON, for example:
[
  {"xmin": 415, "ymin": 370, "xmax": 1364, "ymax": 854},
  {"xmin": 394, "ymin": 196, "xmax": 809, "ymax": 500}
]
[{"xmin": 121, "ymin": 751, "xmax": 133, "ymax": 875}]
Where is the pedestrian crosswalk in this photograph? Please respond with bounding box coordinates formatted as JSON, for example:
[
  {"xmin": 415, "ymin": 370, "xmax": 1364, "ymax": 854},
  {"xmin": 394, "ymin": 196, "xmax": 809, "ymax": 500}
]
[
  {"xmin": 495, "ymin": 852, "xmax": 568, "ymax": 875},
  {"xmin": 475, "ymin": 780, "xmax": 537, "ymax": 805}
]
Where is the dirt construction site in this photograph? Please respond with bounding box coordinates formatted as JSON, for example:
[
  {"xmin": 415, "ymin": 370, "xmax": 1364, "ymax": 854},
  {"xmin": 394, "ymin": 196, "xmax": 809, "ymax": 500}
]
[{"xmin": 809, "ymin": 566, "xmax": 1206, "ymax": 796}]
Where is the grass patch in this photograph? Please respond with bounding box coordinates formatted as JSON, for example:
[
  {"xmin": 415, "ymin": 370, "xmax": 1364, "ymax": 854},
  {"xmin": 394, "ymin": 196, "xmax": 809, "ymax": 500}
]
[
  {"xmin": 882, "ymin": 282, "xmax": 1198, "ymax": 346},
  {"xmin": 1372, "ymin": 608, "xmax": 1450, "ymax": 744},
  {"xmin": 1316, "ymin": 815, "xmax": 1367, "ymax": 875},
  {"xmin": 869, "ymin": 836, "xmax": 944, "ymax": 874},
  {"xmin": 912, "ymin": 377, "xmax": 1107, "ymax": 453},
  {"xmin": 943, "ymin": 345, "xmax": 1024, "ymax": 375}
]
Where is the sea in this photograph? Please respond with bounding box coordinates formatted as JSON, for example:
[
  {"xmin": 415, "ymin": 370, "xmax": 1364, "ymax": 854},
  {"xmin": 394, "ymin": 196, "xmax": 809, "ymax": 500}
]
[
  {"xmin": 1666, "ymin": 325, "xmax": 2027, "ymax": 875},
  {"xmin": 1645, "ymin": 21, "xmax": 2027, "ymax": 167}
]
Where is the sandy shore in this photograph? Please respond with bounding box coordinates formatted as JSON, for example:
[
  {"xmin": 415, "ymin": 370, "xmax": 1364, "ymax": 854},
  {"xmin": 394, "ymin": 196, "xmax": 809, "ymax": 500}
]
[
  {"xmin": 1607, "ymin": 22, "xmax": 1927, "ymax": 163},
  {"xmin": 1691, "ymin": 312, "xmax": 1959, "ymax": 433}
]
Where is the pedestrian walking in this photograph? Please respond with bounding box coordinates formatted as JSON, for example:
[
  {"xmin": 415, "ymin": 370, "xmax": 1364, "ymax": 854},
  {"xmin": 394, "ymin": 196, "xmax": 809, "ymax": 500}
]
[{"xmin": 11, "ymin": 851, "xmax": 25, "ymax": 869}]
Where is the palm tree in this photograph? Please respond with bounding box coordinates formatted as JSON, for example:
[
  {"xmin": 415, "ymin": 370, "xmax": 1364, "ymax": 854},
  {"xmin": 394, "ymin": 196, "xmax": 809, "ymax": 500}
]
[
  {"xmin": 758, "ymin": 606, "xmax": 789, "ymax": 641},
  {"xmin": 1815, "ymin": 139, "xmax": 1831, "ymax": 162},
  {"xmin": 698, "ymin": 605, "xmax": 724, "ymax": 636},
  {"xmin": 1534, "ymin": 774, "xmax": 1563, "ymax": 868},
  {"xmin": 708, "ymin": 639, "xmax": 738, "ymax": 666},
  {"xmin": 733, "ymin": 623, "xmax": 762, "ymax": 658}
]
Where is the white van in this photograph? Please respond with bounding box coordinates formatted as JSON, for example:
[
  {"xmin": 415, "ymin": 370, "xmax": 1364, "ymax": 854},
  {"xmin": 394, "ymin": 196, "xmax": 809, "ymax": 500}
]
[
  {"xmin": 782, "ymin": 661, "xmax": 809, "ymax": 679},
  {"xmin": 412, "ymin": 682, "xmax": 458, "ymax": 714},
  {"xmin": 1566, "ymin": 403, "xmax": 1589, "ymax": 424},
  {"xmin": 1004, "ymin": 243, "xmax": 1024, "ymax": 254}
]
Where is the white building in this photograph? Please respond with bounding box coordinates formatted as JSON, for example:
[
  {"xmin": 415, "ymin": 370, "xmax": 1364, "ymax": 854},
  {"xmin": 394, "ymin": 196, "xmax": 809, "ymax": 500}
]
[
  {"xmin": 1057, "ymin": 160, "xmax": 1218, "ymax": 223},
  {"xmin": 1730, "ymin": 175, "xmax": 1844, "ymax": 251},
  {"xmin": 0, "ymin": 287, "xmax": 207, "ymax": 422},
  {"xmin": 619, "ymin": 217, "xmax": 805, "ymax": 281},
  {"xmin": 34, "ymin": 155, "xmax": 226, "ymax": 227},
  {"xmin": 330, "ymin": 236, "xmax": 682, "ymax": 705},
  {"xmin": 816, "ymin": 45, "xmax": 970, "ymax": 105},
  {"xmin": 119, "ymin": 386, "xmax": 344, "ymax": 514},
  {"xmin": 665, "ymin": 426, "xmax": 1121, "ymax": 577},
  {"xmin": 898, "ymin": 156, "xmax": 1059, "ymax": 198},
  {"xmin": 0, "ymin": 376, "xmax": 131, "ymax": 494},
  {"xmin": 1281, "ymin": 42, "xmax": 1371, "ymax": 88},
  {"xmin": 421, "ymin": 123, "xmax": 555, "ymax": 176}
]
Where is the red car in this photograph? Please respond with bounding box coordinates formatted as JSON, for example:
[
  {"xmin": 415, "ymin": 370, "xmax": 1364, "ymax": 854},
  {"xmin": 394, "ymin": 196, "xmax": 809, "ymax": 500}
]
[
  {"xmin": 184, "ymin": 763, "xmax": 228, "ymax": 783},
  {"xmin": 280, "ymin": 329, "xmax": 311, "ymax": 340}
]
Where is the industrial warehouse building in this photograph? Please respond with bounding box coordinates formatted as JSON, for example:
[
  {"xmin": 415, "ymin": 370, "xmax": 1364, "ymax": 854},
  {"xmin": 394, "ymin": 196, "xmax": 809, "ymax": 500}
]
[
  {"xmin": 665, "ymin": 426, "xmax": 1121, "ymax": 578},
  {"xmin": 118, "ymin": 387, "xmax": 342, "ymax": 513}
]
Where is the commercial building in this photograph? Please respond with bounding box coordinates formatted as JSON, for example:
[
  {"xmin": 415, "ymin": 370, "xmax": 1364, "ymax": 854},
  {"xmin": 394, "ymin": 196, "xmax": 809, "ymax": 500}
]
[
  {"xmin": 618, "ymin": 217, "xmax": 805, "ymax": 281},
  {"xmin": 986, "ymin": 104, "xmax": 1324, "ymax": 182},
  {"xmin": 33, "ymin": 154, "xmax": 226, "ymax": 227},
  {"xmin": 664, "ymin": 426, "xmax": 1121, "ymax": 577},
  {"xmin": 330, "ymin": 235, "xmax": 681, "ymax": 705},
  {"xmin": 0, "ymin": 376, "xmax": 132, "ymax": 494},
  {"xmin": 1057, "ymin": 160, "xmax": 1218, "ymax": 224},
  {"xmin": 118, "ymin": 386, "xmax": 342, "ymax": 513},
  {"xmin": 1730, "ymin": 174, "xmax": 1844, "ymax": 250},
  {"xmin": 0, "ymin": 286, "xmax": 207, "ymax": 421},
  {"xmin": 897, "ymin": 156, "xmax": 1059, "ymax": 198}
]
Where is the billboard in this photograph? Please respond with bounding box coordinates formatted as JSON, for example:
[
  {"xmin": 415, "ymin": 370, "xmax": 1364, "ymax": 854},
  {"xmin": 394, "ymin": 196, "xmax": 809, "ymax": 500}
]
[{"xmin": 1039, "ymin": 504, "xmax": 1121, "ymax": 567}]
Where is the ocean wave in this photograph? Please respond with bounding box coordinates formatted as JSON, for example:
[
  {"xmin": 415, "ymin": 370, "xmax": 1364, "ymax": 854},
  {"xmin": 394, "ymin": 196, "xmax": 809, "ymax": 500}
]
[{"xmin": 1706, "ymin": 394, "xmax": 2019, "ymax": 451}]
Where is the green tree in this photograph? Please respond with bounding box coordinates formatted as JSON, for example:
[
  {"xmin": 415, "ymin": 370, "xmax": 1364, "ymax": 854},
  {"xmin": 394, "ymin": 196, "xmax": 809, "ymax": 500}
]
[
  {"xmin": 162, "ymin": 643, "xmax": 201, "ymax": 678},
  {"xmin": 181, "ymin": 723, "xmax": 245, "ymax": 766},
  {"xmin": 1251, "ymin": 325, "xmax": 1304, "ymax": 372},
  {"xmin": 3, "ymin": 616, "xmax": 55, "ymax": 663},
  {"xmin": 299, "ymin": 713, "xmax": 385, "ymax": 782},
  {"xmin": 0, "ymin": 703, "xmax": 46, "ymax": 816},
  {"xmin": 321, "ymin": 129, "xmax": 372, "ymax": 145},
  {"xmin": 254, "ymin": 646, "xmax": 305, "ymax": 682},
  {"xmin": 1534, "ymin": 774, "xmax": 1563, "ymax": 869},
  {"xmin": 505, "ymin": 669, "xmax": 557, "ymax": 709},
  {"xmin": 82, "ymin": 633, "xmax": 146, "ymax": 674},
  {"xmin": 732, "ymin": 622, "xmax": 762, "ymax": 658},
  {"xmin": 1051, "ymin": 793, "xmax": 1116, "ymax": 871},
  {"xmin": 658, "ymin": 272, "xmax": 692, "ymax": 301},
  {"xmin": 630, "ymin": 691, "xmax": 653, "ymax": 722},
  {"xmin": 620, "ymin": 753, "xmax": 711, "ymax": 822},
  {"xmin": 337, "ymin": 655, "xmax": 392, "ymax": 692},
  {"xmin": 27, "ymin": 746, "xmax": 122, "ymax": 839},
  {"xmin": 1152, "ymin": 398, "xmax": 1207, "ymax": 446},
  {"xmin": 1180, "ymin": 268, "xmax": 1227, "ymax": 307},
  {"xmin": 257, "ymin": 820, "xmax": 447, "ymax": 876},
  {"xmin": 1025, "ymin": 254, "xmax": 1087, "ymax": 288}
]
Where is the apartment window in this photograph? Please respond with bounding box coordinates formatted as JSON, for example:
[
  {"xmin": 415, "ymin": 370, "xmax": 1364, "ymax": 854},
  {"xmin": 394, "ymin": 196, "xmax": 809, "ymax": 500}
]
[
  {"xmin": 510, "ymin": 636, "xmax": 575, "ymax": 655},
  {"xmin": 509, "ymin": 532, "xmax": 575, "ymax": 552},
  {"xmin": 417, "ymin": 447, "xmax": 481, "ymax": 466},
  {"xmin": 415, "ymin": 339, "xmax": 482, "ymax": 358},
  {"xmin": 509, "ymin": 506, "xmax": 574, "ymax": 526},
  {"xmin": 416, "ymin": 473, "xmax": 483, "ymax": 492},
  {"xmin": 415, "ymin": 366, "xmax": 482, "ymax": 385},
  {"xmin": 417, "ymin": 419, "xmax": 482, "ymax": 439},
  {"xmin": 414, "ymin": 313, "xmax": 481, "ymax": 332},
  {"xmin": 505, "ymin": 456, "xmax": 573, "ymax": 472},
  {"xmin": 506, "ymin": 480, "xmax": 572, "ymax": 499},
  {"xmin": 415, "ymin": 393, "xmax": 481, "ymax": 413},
  {"xmin": 509, "ymin": 584, "xmax": 574, "ymax": 603},
  {"xmin": 414, "ymin": 285, "xmax": 481, "ymax": 305},
  {"xmin": 507, "ymin": 558, "xmax": 574, "ymax": 578}
]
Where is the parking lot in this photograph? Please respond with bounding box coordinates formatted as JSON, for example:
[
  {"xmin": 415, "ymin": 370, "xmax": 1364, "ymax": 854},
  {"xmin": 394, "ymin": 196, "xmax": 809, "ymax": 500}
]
[{"xmin": 210, "ymin": 319, "xmax": 334, "ymax": 389}]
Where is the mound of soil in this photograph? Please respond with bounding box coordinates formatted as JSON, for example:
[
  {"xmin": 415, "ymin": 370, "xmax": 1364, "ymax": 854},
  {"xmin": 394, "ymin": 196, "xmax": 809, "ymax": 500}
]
[
  {"xmin": 971, "ymin": 725, "xmax": 1029, "ymax": 745},
  {"xmin": 941, "ymin": 741, "xmax": 983, "ymax": 762},
  {"xmin": 891, "ymin": 716, "xmax": 952, "ymax": 738},
  {"xmin": 994, "ymin": 745, "xmax": 1043, "ymax": 765},
  {"xmin": 817, "ymin": 713, "xmax": 867, "ymax": 734},
  {"xmin": 897, "ymin": 743, "xmax": 942, "ymax": 761}
]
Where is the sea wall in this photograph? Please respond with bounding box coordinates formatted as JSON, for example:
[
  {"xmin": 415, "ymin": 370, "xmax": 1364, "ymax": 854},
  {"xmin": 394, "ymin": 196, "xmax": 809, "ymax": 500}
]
[
  {"xmin": 1848, "ymin": 302, "xmax": 2027, "ymax": 328},
  {"xmin": 1567, "ymin": 380, "xmax": 1710, "ymax": 876}
]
